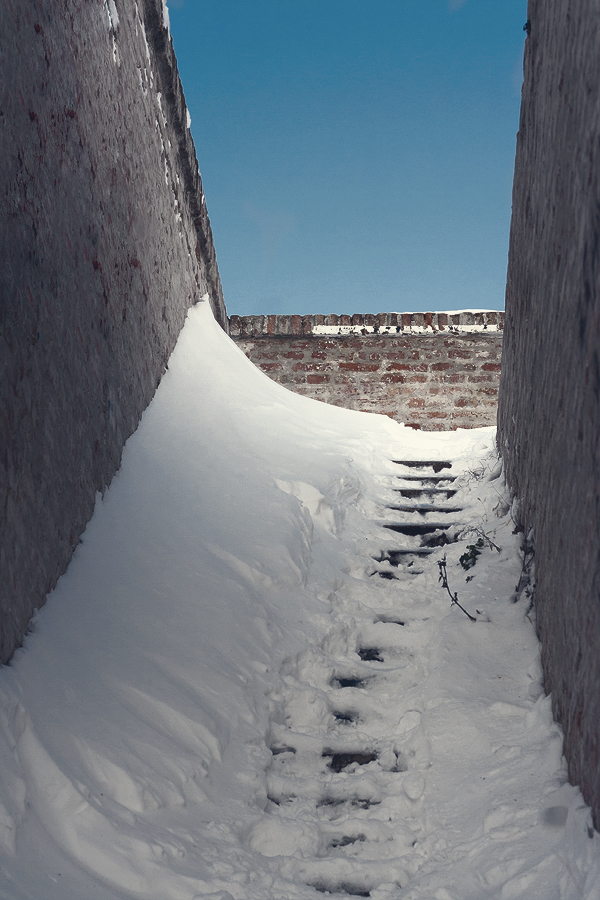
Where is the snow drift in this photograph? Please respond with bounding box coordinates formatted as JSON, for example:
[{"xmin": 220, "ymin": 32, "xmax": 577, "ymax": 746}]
[{"xmin": 0, "ymin": 301, "xmax": 597, "ymax": 899}]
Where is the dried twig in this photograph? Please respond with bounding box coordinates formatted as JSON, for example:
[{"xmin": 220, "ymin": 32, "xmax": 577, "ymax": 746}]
[
  {"xmin": 457, "ymin": 526, "xmax": 501, "ymax": 553},
  {"xmin": 437, "ymin": 556, "xmax": 476, "ymax": 622}
]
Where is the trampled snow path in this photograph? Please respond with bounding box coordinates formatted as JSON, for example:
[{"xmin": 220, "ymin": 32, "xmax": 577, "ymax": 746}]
[
  {"xmin": 243, "ymin": 458, "xmax": 599, "ymax": 899},
  {"xmin": 0, "ymin": 302, "xmax": 598, "ymax": 899}
]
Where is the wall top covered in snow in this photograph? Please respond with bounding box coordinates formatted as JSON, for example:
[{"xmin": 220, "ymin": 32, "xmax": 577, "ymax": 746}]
[{"xmin": 229, "ymin": 310, "xmax": 504, "ymax": 338}]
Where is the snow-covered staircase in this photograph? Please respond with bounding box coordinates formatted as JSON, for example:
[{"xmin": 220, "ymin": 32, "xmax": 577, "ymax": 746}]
[{"xmin": 250, "ymin": 460, "xmax": 469, "ymax": 898}]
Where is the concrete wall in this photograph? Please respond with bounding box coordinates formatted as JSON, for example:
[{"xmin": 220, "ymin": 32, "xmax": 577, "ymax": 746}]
[
  {"xmin": 230, "ymin": 312, "xmax": 503, "ymax": 430},
  {"xmin": 497, "ymin": 0, "xmax": 600, "ymax": 827},
  {"xmin": 0, "ymin": 0, "xmax": 226, "ymax": 664}
]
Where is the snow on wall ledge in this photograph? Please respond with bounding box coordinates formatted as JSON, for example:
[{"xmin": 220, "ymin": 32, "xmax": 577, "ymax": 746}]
[
  {"xmin": 230, "ymin": 311, "xmax": 504, "ymax": 431},
  {"xmin": 0, "ymin": 0, "xmax": 226, "ymax": 664}
]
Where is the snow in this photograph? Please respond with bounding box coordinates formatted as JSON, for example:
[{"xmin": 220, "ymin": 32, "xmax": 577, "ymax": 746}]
[
  {"xmin": 103, "ymin": 0, "xmax": 119, "ymax": 31},
  {"xmin": 312, "ymin": 324, "xmax": 499, "ymax": 336},
  {"xmin": 162, "ymin": 0, "xmax": 170, "ymax": 35},
  {"xmin": 0, "ymin": 300, "xmax": 597, "ymax": 899},
  {"xmin": 312, "ymin": 310, "xmax": 502, "ymax": 336}
]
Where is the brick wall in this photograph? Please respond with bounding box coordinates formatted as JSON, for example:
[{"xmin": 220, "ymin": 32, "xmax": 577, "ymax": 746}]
[
  {"xmin": 0, "ymin": 0, "xmax": 225, "ymax": 663},
  {"xmin": 498, "ymin": 0, "xmax": 600, "ymax": 828},
  {"xmin": 230, "ymin": 311, "xmax": 503, "ymax": 430}
]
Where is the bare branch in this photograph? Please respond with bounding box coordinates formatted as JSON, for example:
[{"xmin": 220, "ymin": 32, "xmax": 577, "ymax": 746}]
[{"xmin": 437, "ymin": 556, "xmax": 476, "ymax": 622}]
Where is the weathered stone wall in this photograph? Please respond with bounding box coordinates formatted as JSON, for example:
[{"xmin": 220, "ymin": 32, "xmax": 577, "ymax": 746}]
[
  {"xmin": 497, "ymin": 0, "xmax": 600, "ymax": 827},
  {"xmin": 0, "ymin": 0, "xmax": 226, "ymax": 663},
  {"xmin": 230, "ymin": 312, "xmax": 503, "ymax": 430}
]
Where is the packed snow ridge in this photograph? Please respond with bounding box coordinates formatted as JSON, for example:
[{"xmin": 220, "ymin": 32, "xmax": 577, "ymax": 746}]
[{"xmin": 0, "ymin": 302, "xmax": 597, "ymax": 899}]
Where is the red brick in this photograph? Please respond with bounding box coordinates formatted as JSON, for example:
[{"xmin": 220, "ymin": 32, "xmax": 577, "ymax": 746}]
[
  {"xmin": 388, "ymin": 362, "xmax": 427, "ymax": 372},
  {"xmin": 482, "ymin": 362, "xmax": 502, "ymax": 372},
  {"xmin": 404, "ymin": 374, "xmax": 427, "ymax": 383},
  {"xmin": 284, "ymin": 351, "xmax": 305, "ymax": 360},
  {"xmin": 260, "ymin": 363, "xmax": 281, "ymax": 371},
  {"xmin": 339, "ymin": 362, "xmax": 380, "ymax": 372},
  {"xmin": 408, "ymin": 398, "xmax": 425, "ymax": 408},
  {"xmin": 431, "ymin": 362, "xmax": 451, "ymax": 371},
  {"xmin": 311, "ymin": 351, "xmax": 327, "ymax": 360},
  {"xmin": 444, "ymin": 373, "xmax": 465, "ymax": 383},
  {"xmin": 307, "ymin": 373, "xmax": 329, "ymax": 384},
  {"xmin": 381, "ymin": 373, "xmax": 404, "ymax": 384},
  {"xmin": 448, "ymin": 348, "xmax": 471, "ymax": 359},
  {"xmin": 292, "ymin": 362, "xmax": 329, "ymax": 373}
]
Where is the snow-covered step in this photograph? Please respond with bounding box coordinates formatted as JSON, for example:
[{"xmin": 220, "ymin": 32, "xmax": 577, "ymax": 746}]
[
  {"xmin": 392, "ymin": 473, "xmax": 456, "ymax": 483},
  {"xmin": 391, "ymin": 459, "xmax": 452, "ymax": 473},
  {"xmin": 380, "ymin": 521, "xmax": 457, "ymax": 536},
  {"xmin": 385, "ymin": 502, "xmax": 462, "ymax": 514},
  {"xmin": 357, "ymin": 647, "xmax": 384, "ymax": 662},
  {"xmin": 330, "ymin": 673, "xmax": 374, "ymax": 689},
  {"xmin": 373, "ymin": 545, "xmax": 436, "ymax": 557},
  {"xmin": 322, "ymin": 750, "xmax": 379, "ymax": 773},
  {"xmin": 393, "ymin": 486, "xmax": 458, "ymax": 498}
]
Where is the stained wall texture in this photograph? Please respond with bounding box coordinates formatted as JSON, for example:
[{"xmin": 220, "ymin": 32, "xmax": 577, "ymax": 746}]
[
  {"xmin": 0, "ymin": 0, "xmax": 226, "ymax": 663},
  {"xmin": 230, "ymin": 312, "xmax": 503, "ymax": 430},
  {"xmin": 497, "ymin": 0, "xmax": 600, "ymax": 827}
]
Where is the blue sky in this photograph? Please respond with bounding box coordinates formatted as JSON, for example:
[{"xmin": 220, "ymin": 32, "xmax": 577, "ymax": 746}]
[{"xmin": 168, "ymin": 0, "xmax": 527, "ymax": 316}]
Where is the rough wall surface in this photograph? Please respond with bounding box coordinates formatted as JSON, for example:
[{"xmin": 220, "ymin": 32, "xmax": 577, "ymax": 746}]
[
  {"xmin": 0, "ymin": 0, "xmax": 225, "ymax": 663},
  {"xmin": 497, "ymin": 0, "xmax": 600, "ymax": 826},
  {"xmin": 230, "ymin": 312, "xmax": 503, "ymax": 430}
]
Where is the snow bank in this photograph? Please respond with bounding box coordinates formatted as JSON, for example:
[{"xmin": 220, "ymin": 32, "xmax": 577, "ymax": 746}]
[{"xmin": 0, "ymin": 301, "xmax": 596, "ymax": 899}]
